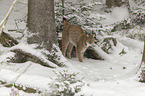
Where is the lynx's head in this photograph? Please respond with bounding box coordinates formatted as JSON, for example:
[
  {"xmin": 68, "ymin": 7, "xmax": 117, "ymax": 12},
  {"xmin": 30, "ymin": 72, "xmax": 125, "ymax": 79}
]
[{"xmin": 86, "ymin": 34, "xmax": 95, "ymax": 45}]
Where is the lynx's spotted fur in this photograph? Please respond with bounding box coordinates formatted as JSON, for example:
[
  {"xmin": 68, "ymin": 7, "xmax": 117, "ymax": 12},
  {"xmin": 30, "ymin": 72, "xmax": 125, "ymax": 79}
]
[{"xmin": 62, "ymin": 18, "xmax": 95, "ymax": 62}]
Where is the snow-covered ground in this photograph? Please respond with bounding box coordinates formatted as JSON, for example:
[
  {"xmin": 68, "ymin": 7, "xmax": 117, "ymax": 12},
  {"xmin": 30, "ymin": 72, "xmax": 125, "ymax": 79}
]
[{"xmin": 0, "ymin": 0, "xmax": 145, "ymax": 96}]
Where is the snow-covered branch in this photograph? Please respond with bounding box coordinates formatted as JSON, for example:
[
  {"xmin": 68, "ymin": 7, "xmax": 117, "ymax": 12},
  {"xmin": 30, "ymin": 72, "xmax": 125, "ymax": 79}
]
[{"xmin": 0, "ymin": 0, "xmax": 18, "ymax": 34}]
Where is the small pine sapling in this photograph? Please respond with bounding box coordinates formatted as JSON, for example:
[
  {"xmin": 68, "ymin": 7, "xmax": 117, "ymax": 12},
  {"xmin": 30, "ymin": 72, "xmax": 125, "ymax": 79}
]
[{"xmin": 49, "ymin": 70, "xmax": 85, "ymax": 96}]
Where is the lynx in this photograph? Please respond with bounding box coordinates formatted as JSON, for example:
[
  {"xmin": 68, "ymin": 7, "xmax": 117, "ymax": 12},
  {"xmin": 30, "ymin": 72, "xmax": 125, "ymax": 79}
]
[{"xmin": 62, "ymin": 18, "xmax": 95, "ymax": 62}]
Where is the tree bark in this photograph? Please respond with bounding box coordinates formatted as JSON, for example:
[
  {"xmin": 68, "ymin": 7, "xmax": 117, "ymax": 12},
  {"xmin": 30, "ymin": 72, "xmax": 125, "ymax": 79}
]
[
  {"xmin": 114, "ymin": 0, "xmax": 122, "ymax": 7},
  {"xmin": 106, "ymin": 0, "xmax": 114, "ymax": 8},
  {"xmin": 142, "ymin": 37, "xmax": 145, "ymax": 63},
  {"xmin": 140, "ymin": 36, "xmax": 145, "ymax": 82},
  {"xmin": 62, "ymin": 0, "xmax": 64, "ymax": 17},
  {"xmin": 106, "ymin": 0, "xmax": 122, "ymax": 8},
  {"xmin": 27, "ymin": 0, "xmax": 57, "ymax": 50}
]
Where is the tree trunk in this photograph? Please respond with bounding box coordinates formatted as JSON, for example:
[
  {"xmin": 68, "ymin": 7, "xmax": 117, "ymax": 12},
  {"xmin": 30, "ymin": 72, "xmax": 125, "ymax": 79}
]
[
  {"xmin": 27, "ymin": 0, "xmax": 57, "ymax": 50},
  {"xmin": 106, "ymin": 0, "xmax": 114, "ymax": 8},
  {"xmin": 62, "ymin": 0, "xmax": 64, "ymax": 17},
  {"xmin": 114, "ymin": 0, "xmax": 122, "ymax": 7},
  {"xmin": 142, "ymin": 37, "xmax": 145, "ymax": 63},
  {"xmin": 140, "ymin": 36, "xmax": 145, "ymax": 82},
  {"xmin": 106, "ymin": 0, "xmax": 122, "ymax": 8}
]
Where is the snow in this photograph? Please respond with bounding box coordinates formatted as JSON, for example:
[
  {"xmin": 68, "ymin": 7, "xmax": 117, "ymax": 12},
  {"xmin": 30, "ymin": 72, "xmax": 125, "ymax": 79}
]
[
  {"xmin": 0, "ymin": 0, "xmax": 145, "ymax": 96},
  {"xmin": 101, "ymin": 7, "xmax": 129, "ymax": 25},
  {"xmin": 129, "ymin": 0, "xmax": 138, "ymax": 10},
  {"xmin": 79, "ymin": 79, "xmax": 145, "ymax": 96}
]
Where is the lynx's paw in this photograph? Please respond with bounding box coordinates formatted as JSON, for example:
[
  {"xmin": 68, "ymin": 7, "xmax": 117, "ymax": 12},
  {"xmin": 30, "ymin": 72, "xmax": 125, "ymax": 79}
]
[
  {"xmin": 67, "ymin": 56, "xmax": 71, "ymax": 59},
  {"xmin": 78, "ymin": 58, "xmax": 83, "ymax": 62}
]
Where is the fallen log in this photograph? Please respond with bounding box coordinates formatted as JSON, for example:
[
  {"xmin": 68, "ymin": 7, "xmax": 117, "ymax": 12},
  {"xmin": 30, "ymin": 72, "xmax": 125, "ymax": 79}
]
[
  {"xmin": 85, "ymin": 48, "xmax": 104, "ymax": 60},
  {"xmin": 0, "ymin": 31, "xmax": 18, "ymax": 47},
  {"xmin": 101, "ymin": 37, "xmax": 117, "ymax": 54},
  {"xmin": 0, "ymin": 32, "xmax": 58, "ymax": 68},
  {"xmin": 10, "ymin": 49, "xmax": 56, "ymax": 68},
  {"xmin": 0, "ymin": 80, "xmax": 41, "ymax": 93},
  {"xmin": 85, "ymin": 37, "xmax": 117, "ymax": 60}
]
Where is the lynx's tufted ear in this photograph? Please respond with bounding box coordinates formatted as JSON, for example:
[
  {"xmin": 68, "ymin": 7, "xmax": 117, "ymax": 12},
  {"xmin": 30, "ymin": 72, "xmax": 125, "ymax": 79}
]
[{"xmin": 63, "ymin": 17, "xmax": 68, "ymax": 27}]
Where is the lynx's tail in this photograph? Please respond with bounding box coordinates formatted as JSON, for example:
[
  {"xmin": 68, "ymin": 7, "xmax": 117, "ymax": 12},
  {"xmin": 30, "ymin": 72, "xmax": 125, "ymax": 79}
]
[{"xmin": 63, "ymin": 17, "xmax": 68, "ymax": 27}]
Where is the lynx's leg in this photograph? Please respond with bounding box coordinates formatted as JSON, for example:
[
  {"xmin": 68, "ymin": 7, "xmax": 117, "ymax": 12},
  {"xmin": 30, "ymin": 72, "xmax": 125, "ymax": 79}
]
[
  {"xmin": 67, "ymin": 43, "xmax": 73, "ymax": 59},
  {"xmin": 62, "ymin": 42, "xmax": 69, "ymax": 57},
  {"xmin": 62, "ymin": 36, "xmax": 69, "ymax": 57},
  {"xmin": 76, "ymin": 47, "xmax": 83, "ymax": 62},
  {"xmin": 82, "ymin": 51, "xmax": 85, "ymax": 61}
]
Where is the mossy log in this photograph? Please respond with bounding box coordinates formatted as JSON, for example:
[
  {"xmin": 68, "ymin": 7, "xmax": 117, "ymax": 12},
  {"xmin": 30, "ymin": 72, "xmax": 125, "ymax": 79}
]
[{"xmin": 0, "ymin": 31, "xmax": 18, "ymax": 47}]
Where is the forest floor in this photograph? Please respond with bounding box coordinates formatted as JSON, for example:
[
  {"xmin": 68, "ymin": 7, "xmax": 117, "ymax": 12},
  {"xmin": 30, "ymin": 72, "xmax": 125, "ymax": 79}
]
[{"xmin": 0, "ymin": 0, "xmax": 145, "ymax": 96}]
